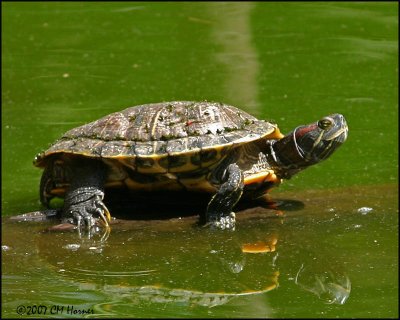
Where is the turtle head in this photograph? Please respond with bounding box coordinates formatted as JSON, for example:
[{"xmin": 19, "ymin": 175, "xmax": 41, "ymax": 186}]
[{"xmin": 272, "ymin": 114, "xmax": 348, "ymax": 178}]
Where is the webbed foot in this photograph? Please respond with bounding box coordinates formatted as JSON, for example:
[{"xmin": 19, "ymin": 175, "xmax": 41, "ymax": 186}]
[{"xmin": 63, "ymin": 187, "xmax": 111, "ymax": 232}]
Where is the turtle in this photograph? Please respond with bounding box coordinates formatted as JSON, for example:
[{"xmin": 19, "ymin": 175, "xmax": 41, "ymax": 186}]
[{"xmin": 33, "ymin": 101, "xmax": 348, "ymax": 231}]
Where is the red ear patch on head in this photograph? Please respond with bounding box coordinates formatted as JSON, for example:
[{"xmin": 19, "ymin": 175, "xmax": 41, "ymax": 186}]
[{"xmin": 295, "ymin": 124, "xmax": 318, "ymax": 138}]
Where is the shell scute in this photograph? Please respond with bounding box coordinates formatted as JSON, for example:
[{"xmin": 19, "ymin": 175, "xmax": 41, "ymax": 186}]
[
  {"xmin": 100, "ymin": 141, "xmax": 133, "ymax": 158},
  {"xmin": 134, "ymin": 142, "xmax": 156, "ymax": 156},
  {"xmin": 166, "ymin": 138, "xmax": 188, "ymax": 154}
]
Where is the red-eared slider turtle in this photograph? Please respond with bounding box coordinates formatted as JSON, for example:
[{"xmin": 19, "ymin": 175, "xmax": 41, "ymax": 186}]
[{"xmin": 34, "ymin": 101, "xmax": 348, "ymax": 230}]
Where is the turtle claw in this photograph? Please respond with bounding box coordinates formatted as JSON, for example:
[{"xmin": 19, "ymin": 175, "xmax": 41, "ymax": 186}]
[
  {"xmin": 63, "ymin": 188, "xmax": 112, "ymax": 236},
  {"xmin": 95, "ymin": 201, "xmax": 111, "ymax": 227},
  {"xmin": 70, "ymin": 209, "xmax": 111, "ymax": 241},
  {"xmin": 75, "ymin": 218, "xmax": 111, "ymax": 243},
  {"xmin": 69, "ymin": 210, "xmax": 96, "ymax": 230}
]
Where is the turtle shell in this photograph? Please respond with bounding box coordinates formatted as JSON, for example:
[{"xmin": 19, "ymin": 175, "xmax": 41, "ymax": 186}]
[
  {"xmin": 34, "ymin": 101, "xmax": 281, "ymax": 176},
  {"xmin": 34, "ymin": 102, "xmax": 284, "ymax": 195}
]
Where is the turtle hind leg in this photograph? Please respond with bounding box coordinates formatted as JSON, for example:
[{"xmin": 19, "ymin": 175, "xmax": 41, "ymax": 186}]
[
  {"xmin": 205, "ymin": 163, "xmax": 244, "ymax": 230},
  {"xmin": 39, "ymin": 158, "xmax": 70, "ymax": 207},
  {"xmin": 39, "ymin": 160, "xmax": 60, "ymax": 207},
  {"xmin": 62, "ymin": 158, "xmax": 111, "ymax": 231}
]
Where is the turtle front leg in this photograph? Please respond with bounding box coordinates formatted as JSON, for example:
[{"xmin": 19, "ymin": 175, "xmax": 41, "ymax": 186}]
[
  {"xmin": 62, "ymin": 159, "xmax": 111, "ymax": 231},
  {"xmin": 206, "ymin": 163, "xmax": 244, "ymax": 230},
  {"xmin": 64, "ymin": 187, "xmax": 111, "ymax": 230}
]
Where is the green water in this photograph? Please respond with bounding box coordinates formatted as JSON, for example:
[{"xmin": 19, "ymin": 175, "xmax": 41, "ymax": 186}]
[{"xmin": 2, "ymin": 2, "xmax": 398, "ymax": 318}]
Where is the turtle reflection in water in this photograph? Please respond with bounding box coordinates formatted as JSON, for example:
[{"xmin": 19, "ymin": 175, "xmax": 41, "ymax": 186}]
[
  {"xmin": 33, "ymin": 216, "xmax": 350, "ymax": 308},
  {"xmin": 34, "ymin": 101, "xmax": 348, "ymax": 232},
  {"xmin": 37, "ymin": 222, "xmax": 280, "ymax": 308}
]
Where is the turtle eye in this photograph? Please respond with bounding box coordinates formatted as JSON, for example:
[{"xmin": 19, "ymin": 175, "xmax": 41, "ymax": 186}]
[{"xmin": 318, "ymin": 117, "xmax": 334, "ymax": 130}]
